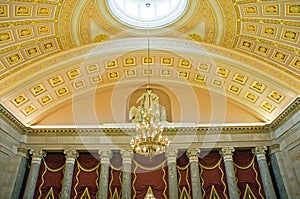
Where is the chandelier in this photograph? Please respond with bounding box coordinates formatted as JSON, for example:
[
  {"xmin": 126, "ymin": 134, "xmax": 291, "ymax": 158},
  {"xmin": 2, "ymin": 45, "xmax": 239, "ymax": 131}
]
[
  {"xmin": 129, "ymin": 86, "xmax": 170, "ymax": 158},
  {"xmin": 129, "ymin": 28, "xmax": 170, "ymax": 158}
]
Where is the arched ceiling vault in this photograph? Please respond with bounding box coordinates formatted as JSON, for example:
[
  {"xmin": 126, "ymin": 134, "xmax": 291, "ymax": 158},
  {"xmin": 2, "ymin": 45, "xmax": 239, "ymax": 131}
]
[{"xmin": 0, "ymin": 0, "xmax": 299, "ymax": 127}]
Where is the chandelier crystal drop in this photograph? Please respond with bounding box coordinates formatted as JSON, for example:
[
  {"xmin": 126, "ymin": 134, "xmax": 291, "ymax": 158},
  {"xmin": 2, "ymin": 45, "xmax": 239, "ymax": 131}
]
[{"xmin": 129, "ymin": 86, "xmax": 170, "ymax": 158}]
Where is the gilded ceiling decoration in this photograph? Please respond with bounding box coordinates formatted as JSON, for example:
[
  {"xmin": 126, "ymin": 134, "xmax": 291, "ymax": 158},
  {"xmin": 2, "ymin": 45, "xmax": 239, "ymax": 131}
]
[{"xmin": 0, "ymin": 0, "xmax": 299, "ymax": 126}]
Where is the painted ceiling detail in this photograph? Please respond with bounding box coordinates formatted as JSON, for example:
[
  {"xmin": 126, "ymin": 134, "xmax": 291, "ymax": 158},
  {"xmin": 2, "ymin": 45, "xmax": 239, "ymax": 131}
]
[{"xmin": 0, "ymin": 0, "xmax": 299, "ymax": 127}]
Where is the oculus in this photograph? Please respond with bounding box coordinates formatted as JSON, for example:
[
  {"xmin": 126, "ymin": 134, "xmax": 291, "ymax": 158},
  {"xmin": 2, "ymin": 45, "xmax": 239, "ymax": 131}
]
[{"xmin": 106, "ymin": 0, "xmax": 188, "ymax": 29}]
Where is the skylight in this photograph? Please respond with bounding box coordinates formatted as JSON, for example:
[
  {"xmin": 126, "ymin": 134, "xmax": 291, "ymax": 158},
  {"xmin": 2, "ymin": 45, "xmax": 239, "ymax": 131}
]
[{"xmin": 106, "ymin": 0, "xmax": 188, "ymax": 29}]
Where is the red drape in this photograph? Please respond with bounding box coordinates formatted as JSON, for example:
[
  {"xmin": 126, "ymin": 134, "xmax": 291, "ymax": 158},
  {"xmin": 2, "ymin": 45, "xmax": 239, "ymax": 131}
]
[
  {"xmin": 233, "ymin": 150, "xmax": 265, "ymax": 198},
  {"xmin": 132, "ymin": 153, "xmax": 168, "ymax": 199},
  {"xmin": 33, "ymin": 152, "xmax": 65, "ymax": 199},
  {"xmin": 177, "ymin": 152, "xmax": 192, "ymax": 198},
  {"xmin": 199, "ymin": 151, "xmax": 229, "ymax": 199},
  {"xmin": 108, "ymin": 152, "xmax": 122, "ymax": 199},
  {"xmin": 70, "ymin": 152, "xmax": 100, "ymax": 199}
]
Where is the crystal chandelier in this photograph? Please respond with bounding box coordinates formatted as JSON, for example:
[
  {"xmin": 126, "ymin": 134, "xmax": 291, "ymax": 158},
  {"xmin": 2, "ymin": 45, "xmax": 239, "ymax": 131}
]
[
  {"xmin": 129, "ymin": 86, "xmax": 170, "ymax": 158},
  {"xmin": 129, "ymin": 31, "xmax": 170, "ymax": 158}
]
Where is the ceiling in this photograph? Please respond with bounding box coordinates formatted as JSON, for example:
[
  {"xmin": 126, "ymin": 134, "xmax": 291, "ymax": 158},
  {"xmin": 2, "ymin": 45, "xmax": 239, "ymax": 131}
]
[{"xmin": 0, "ymin": 0, "xmax": 299, "ymax": 127}]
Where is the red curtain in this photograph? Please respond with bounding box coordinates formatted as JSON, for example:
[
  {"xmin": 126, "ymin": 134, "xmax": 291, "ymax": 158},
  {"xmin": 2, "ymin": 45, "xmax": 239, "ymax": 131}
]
[
  {"xmin": 70, "ymin": 152, "xmax": 100, "ymax": 199},
  {"xmin": 177, "ymin": 151, "xmax": 192, "ymax": 198},
  {"xmin": 233, "ymin": 150, "xmax": 265, "ymax": 198},
  {"xmin": 132, "ymin": 153, "xmax": 168, "ymax": 199},
  {"xmin": 199, "ymin": 151, "xmax": 229, "ymax": 199},
  {"xmin": 33, "ymin": 152, "xmax": 65, "ymax": 199},
  {"xmin": 108, "ymin": 151, "xmax": 122, "ymax": 199}
]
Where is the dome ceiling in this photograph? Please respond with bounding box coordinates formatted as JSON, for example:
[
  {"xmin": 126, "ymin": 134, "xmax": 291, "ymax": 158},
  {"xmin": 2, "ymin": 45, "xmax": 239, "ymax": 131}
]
[{"xmin": 0, "ymin": 0, "xmax": 299, "ymax": 127}]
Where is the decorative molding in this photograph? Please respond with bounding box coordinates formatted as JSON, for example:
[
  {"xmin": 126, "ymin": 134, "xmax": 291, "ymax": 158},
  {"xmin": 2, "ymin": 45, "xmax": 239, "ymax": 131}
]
[
  {"xmin": 0, "ymin": 104, "xmax": 30, "ymax": 134},
  {"xmin": 268, "ymin": 97, "xmax": 300, "ymax": 130}
]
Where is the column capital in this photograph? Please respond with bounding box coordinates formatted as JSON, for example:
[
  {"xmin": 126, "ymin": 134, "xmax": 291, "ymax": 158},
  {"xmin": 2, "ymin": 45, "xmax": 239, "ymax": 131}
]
[
  {"xmin": 268, "ymin": 144, "xmax": 280, "ymax": 155},
  {"xmin": 17, "ymin": 145, "xmax": 29, "ymax": 159},
  {"xmin": 64, "ymin": 150, "xmax": 78, "ymax": 163},
  {"xmin": 165, "ymin": 148, "xmax": 178, "ymax": 164},
  {"xmin": 98, "ymin": 150, "xmax": 112, "ymax": 164},
  {"xmin": 121, "ymin": 150, "xmax": 133, "ymax": 165},
  {"xmin": 30, "ymin": 149, "xmax": 46, "ymax": 164},
  {"xmin": 187, "ymin": 148, "xmax": 200, "ymax": 163},
  {"xmin": 252, "ymin": 146, "xmax": 268, "ymax": 160},
  {"xmin": 220, "ymin": 147, "xmax": 235, "ymax": 162}
]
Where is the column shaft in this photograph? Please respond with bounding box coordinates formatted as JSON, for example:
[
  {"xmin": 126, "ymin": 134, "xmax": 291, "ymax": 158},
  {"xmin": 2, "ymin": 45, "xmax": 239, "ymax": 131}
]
[
  {"xmin": 61, "ymin": 150, "xmax": 78, "ymax": 199},
  {"xmin": 269, "ymin": 152, "xmax": 288, "ymax": 199},
  {"xmin": 166, "ymin": 148, "xmax": 178, "ymax": 199},
  {"xmin": 22, "ymin": 150, "xmax": 45, "ymax": 199},
  {"xmin": 121, "ymin": 150, "xmax": 133, "ymax": 199},
  {"xmin": 98, "ymin": 150, "xmax": 112, "ymax": 199},
  {"xmin": 220, "ymin": 147, "xmax": 239, "ymax": 199},
  {"xmin": 254, "ymin": 146, "xmax": 277, "ymax": 199},
  {"xmin": 187, "ymin": 148, "xmax": 202, "ymax": 199},
  {"xmin": 12, "ymin": 147, "xmax": 28, "ymax": 199}
]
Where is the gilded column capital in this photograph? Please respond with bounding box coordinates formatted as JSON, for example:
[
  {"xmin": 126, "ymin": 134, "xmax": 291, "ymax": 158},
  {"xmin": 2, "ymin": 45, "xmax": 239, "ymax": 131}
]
[
  {"xmin": 220, "ymin": 147, "xmax": 235, "ymax": 162},
  {"xmin": 121, "ymin": 150, "xmax": 133, "ymax": 165},
  {"xmin": 165, "ymin": 148, "xmax": 178, "ymax": 164},
  {"xmin": 253, "ymin": 146, "xmax": 268, "ymax": 160},
  {"xmin": 187, "ymin": 148, "xmax": 200, "ymax": 163},
  {"xmin": 30, "ymin": 149, "xmax": 46, "ymax": 164},
  {"xmin": 98, "ymin": 150, "xmax": 112, "ymax": 164},
  {"xmin": 64, "ymin": 150, "xmax": 78, "ymax": 164}
]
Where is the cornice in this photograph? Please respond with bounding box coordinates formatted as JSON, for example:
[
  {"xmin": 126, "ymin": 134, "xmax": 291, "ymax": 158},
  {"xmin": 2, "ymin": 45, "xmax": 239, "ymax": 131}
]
[
  {"xmin": 0, "ymin": 104, "xmax": 30, "ymax": 134},
  {"xmin": 1, "ymin": 98, "xmax": 299, "ymax": 136},
  {"xmin": 28, "ymin": 125, "xmax": 268, "ymax": 136},
  {"xmin": 268, "ymin": 97, "xmax": 300, "ymax": 130}
]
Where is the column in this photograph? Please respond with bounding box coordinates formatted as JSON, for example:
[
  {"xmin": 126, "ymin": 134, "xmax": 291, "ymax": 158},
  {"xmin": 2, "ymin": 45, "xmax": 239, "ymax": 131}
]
[
  {"xmin": 23, "ymin": 149, "xmax": 46, "ymax": 199},
  {"xmin": 121, "ymin": 150, "xmax": 133, "ymax": 199},
  {"xmin": 98, "ymin": 150, "xmax": 112, "ymax": 199},
  {"xmin": 253, "ymin": 146, "xmax": 277, "ymax": 199},
  {"xmin": 220, "ymin": 147, "xmax": 239, "ymax": 199},
  {"xmin": 187, "ymin": 148, "xmax": 202, "ymax": 199},
  {"xmin": 61, "ymin": 150, "xmax": 78, "ymax": 199},
  {"xmin": 12, "ymin": 146, "xmax": 29, "ymax": 199},
  {"xmin": 165, "ymin": 148, "xmax": 178, "ymax": 199},
  {"xmin": 268, "ymin": 145, "xmax": 288, "ymax": 199}
]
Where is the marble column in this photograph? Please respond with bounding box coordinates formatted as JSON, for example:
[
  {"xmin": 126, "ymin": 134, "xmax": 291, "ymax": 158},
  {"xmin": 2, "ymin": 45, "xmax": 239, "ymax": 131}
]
[
  {"xmin": 12, "ymin": 146, "xmax": 29, "ymax": 199},
  {"xmin": 253, "ymin": 146, "xmax": 277, "ymax": 199},
  {"xmin": 121, "ymin": 150, "xmax": 133, "ymax": 199},
  {"xmin": 187, "ymin": 148, "xmax": 202, "ymax": 199},
  {"xmin": 220, "ymin": 147, "xmax": 239, "ymax": 199},
  {"xmin": 61, "ymin": 150, "xmax": 78, "ymax": 199},
  {"xmin": 268, "ymin": 144, "xmax": 288, "ymax": 199},
  {"xmin": 98, "ymin": 150, "xmax": 112, "ymax": 199},
  {"xmin": 23, "ymin": 149, "xmax": 46, "ymax": 199},
  {"xmin": 166, "ymin": 148, "xmax": 178, "ymax": 199}
]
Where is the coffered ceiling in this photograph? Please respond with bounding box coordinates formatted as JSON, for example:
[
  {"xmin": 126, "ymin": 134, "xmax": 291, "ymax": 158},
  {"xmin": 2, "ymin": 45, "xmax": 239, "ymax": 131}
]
[{"xmin": 0, "ymin": 0, "xmax": 299, "ymax": 127}]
